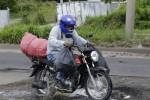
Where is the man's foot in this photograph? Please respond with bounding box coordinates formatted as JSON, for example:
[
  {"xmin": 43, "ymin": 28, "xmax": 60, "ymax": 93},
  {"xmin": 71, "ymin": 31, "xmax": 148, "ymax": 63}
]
[{"xmin": 55, "ymin": 80, "xmax": 72, "ymax": 92}]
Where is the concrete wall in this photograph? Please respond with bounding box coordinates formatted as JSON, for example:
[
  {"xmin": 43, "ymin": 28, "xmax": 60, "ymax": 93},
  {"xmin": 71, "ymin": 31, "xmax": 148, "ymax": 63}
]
[{"xmin": 0, "ymin": 10, "xmax": 9, "ymax": 29}]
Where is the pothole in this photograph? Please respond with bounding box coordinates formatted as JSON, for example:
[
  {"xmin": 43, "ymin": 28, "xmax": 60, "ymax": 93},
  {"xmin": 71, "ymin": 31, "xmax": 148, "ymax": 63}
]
[{"xmin": 111, "ymin": 86, "xmax": 143, "ymax": 100}]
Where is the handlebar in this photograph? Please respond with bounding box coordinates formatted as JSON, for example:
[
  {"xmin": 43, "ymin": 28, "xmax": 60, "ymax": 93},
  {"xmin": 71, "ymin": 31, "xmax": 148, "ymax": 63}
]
[
  {"xmin": 70, "ymin": 45, "xmax": 83, "ymax": 53},
  {"xmin": 64, "ymin": 42, "xmax": 94, "ymax": 53},
  {"xmin": 70, "ymin": 42, "xmax": 93, "ymax": 53}
]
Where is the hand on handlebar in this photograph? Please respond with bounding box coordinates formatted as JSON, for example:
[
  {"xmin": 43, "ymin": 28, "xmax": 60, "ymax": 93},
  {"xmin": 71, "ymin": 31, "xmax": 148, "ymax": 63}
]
[
  {"xmin": 63, "ymin": 38, "xmax": 73, "ymax": 48},
  {"xmin": 64, "ymin": 42, "xmax": 73, "ymax": 48}
]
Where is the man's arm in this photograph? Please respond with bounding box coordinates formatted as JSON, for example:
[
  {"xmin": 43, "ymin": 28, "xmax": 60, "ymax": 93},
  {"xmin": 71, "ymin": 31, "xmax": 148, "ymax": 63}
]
[
  {"xmin": 48, "ymin": 26, "xmax": 65, "ymax": 48},
  {"xmin": 73, "ymin": 30, "xmax": 87, "ymax": 46}
]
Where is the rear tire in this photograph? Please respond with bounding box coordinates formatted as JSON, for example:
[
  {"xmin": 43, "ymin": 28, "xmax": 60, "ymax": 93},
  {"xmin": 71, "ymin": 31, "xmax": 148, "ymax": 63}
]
[
  {"xmin": 85, "ymin": 71, "xmax": 112, "ymax": 100},
  {"xmin": 33, "ymin": 70, "xmax": 56, "ymax": 99}
]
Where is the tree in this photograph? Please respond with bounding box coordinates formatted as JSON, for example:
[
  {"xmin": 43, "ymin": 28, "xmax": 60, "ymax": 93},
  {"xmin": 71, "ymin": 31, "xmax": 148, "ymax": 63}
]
[{"xmin": 0, "ymin": 0, "xmax": 16, "ymax": 10}]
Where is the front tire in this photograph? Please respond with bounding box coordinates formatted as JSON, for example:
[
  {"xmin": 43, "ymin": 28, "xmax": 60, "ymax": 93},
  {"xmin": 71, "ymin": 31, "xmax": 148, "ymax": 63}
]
[{"xmin": 85, "ymin": 71, "xmax": 112, "ymax": 100}]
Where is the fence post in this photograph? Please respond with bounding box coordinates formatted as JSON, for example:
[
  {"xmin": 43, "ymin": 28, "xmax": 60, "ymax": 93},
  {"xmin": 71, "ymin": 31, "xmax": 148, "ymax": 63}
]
[{"xmin": 0, "ymin": 9, "xmax": 10, "ymax": 29}]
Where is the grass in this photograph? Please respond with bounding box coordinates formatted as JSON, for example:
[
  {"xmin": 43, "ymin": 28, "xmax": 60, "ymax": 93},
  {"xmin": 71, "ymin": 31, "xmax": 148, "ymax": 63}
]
[
  {"xmin": 76, "ymin": 0, "xmax": 150, "ymax": 47},
  {"xmin": 0, "ymin": 24, "xmax": 51, "ymax": 44},
  {"xmin": 10, "ymin": 1, "xmax": 57, "ymax": 25},
  {"xmin": 77, "ymin": 24, "xmax": 150, "ymax": 47},
  {"xmin": 24, "ymin": 1, "xmax": 57, "ymax": 24}
]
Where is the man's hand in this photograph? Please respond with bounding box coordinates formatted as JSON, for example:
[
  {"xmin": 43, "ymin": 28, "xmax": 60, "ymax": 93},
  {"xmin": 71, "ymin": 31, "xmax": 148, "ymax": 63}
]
[
  {"xmin": 63, "ymin": 38, "xmax": 73, "ymax": 47},
  {"xmin": 64, "ymin": 42, "xmax": 72, "ymax": 47}
]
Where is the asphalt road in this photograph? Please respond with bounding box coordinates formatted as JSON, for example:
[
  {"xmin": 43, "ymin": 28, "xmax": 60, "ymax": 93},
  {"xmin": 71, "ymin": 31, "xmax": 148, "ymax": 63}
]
[
  {"xmin": 0, "ymin": 52, "xmax": 31, "ymax": 70},
  {"xmin": 0, "ymin": 52, "xmax": 150, "ymax": 77},
  {"xmin": 0, "ymin": 51, "xmax": 150, "ymax": 100}
]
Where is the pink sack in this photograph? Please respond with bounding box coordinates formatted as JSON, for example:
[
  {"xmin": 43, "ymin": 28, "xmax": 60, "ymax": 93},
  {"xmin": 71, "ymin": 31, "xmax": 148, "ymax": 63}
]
[
  {"xmin": 20, "ymin": 32, "xmax": 37, "ymax": 54},
  {"xmin": 20, "ymin": 32, "xmax": 48, "ymax": 57},
  {"xmin": 27, "ymin": 38, "xmax": 48, "ymax": 57}
]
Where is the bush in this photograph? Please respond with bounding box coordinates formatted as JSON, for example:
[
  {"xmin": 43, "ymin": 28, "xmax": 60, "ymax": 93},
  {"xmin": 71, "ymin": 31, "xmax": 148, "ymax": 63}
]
[
  {"xmin": 84, "ymin": 5, "xmax": 126, "ymax": 30},
  {"xmin": 77, "ymin": 25, "xmax": 126, "ymax": 43},
  {"xmin": 77, "ymin": 0, "xmax": 150, "ymax": 46},
  {"xmin": 0, "ymin": 0, "xmax": 16, "ymax": 10},
  {"xmin": 0, "ymin": 24, "xmax": 51, "ymax": 44},
  {"xmin": 13, "ymin": 1, "xmax": 56, "ymax": 24},
  {"xmin": 84, "ymin": 0, "xmax": 150, "ymax": 30},
  {"xmin": 34, "ymin": 12, "xmax": 47, "ymax": 25}
]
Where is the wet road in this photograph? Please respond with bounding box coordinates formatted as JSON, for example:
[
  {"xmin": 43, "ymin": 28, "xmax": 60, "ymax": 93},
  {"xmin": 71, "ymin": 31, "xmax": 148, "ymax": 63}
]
[
  {"xmin": 0, "ymin": 51, "xmax": 150, "ymax": 100},
  {"xmin": 0, "ymin": 52, "xmax": 31, "ymax": 70},
  {"xmin": 0, "ymin": 52, "xmax": 150, "ymax": 77},
  {"xmin": 0, "ymin": 76, "xmax": 150, "ymax": 100}
]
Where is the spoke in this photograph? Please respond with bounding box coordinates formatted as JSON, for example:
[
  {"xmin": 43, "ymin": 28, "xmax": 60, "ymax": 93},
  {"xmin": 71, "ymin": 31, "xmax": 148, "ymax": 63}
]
[{"xmin": 87, "ymin": 73, "xmax": 109, "ymax": 99}]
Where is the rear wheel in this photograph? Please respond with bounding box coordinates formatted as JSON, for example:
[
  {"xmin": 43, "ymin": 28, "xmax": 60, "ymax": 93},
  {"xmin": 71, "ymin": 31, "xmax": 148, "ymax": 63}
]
[
  {"xmin": 33, "ymin": 69, "xmax": 56, "ymax": 99},
  {"xmin": 85, "ymin": 72, "xmax": 112, "ymax": 100}
]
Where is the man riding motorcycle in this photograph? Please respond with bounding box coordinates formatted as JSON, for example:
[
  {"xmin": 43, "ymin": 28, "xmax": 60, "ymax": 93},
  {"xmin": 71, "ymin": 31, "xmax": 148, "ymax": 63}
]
[{"xmin": 47, "ymin": 15, "xmax": 87, "ymax": 89}]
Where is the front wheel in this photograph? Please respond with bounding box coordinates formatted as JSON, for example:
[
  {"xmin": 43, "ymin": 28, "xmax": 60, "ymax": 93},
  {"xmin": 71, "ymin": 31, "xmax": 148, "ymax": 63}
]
[{"xmin": 85, "ymin": 71, "xmax": 112, "ymax": 100}]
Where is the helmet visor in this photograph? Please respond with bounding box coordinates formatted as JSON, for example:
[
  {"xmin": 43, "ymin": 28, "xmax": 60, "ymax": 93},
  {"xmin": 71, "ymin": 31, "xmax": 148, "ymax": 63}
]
[{"xmin": 64, "ymin": 25, "xmax": 74, "ymax": 31}]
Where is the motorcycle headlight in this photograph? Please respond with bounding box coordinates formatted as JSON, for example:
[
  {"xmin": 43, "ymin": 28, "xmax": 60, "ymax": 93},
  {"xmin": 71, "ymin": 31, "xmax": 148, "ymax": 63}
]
[{"xmin": 90, "ymin": 51, "xmax": 99, "ymax": 62}]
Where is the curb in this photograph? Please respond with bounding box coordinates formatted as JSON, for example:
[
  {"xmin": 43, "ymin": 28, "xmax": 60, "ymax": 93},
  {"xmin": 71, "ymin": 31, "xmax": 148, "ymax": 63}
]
[
  {"xmin": 98, "ymin": 47, "xmax": 150, "ymax": 54},
  {"xmin": 0, "ymin": 44, "xmax": 19, "ymax": 50},
  {"xmin": 0, "ymin": 44, "xmax": 150, "ymax": 54}
]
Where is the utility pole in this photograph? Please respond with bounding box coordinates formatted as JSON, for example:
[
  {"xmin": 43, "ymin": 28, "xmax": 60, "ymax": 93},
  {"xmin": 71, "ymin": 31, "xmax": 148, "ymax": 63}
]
[{"xmin": 125, "ymin": 0, "xmax": 136, "ymax": 38}]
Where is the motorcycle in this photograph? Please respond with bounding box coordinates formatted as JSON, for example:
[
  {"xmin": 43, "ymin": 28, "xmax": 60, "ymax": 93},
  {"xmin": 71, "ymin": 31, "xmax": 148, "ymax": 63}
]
[{"xmin": 30, "ymin": 43, "xmax": 112, "ymax": 100}]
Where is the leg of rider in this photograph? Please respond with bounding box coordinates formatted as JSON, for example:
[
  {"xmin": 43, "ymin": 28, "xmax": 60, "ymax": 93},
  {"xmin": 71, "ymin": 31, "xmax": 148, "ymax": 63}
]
[
  {"xmin": 56, "ymin": 69, "xmax": 65, "ymax": 82},
  {"xmin": 47, "ymin": 53, "xmax": 56, "ymax": 65},
  {"xmin": 48, "ymin": 54, "xmax": 65, "ymax": 83}
]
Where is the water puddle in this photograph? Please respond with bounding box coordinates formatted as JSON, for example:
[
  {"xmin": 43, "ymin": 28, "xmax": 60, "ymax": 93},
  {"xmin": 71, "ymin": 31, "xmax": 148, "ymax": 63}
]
[
  {"xmin": 0, "ymin": 86, "xmax": 143, "ymax": 100},
  {"xmin": 0, "ymin": 90, "xmax": 31, "ymax": 100},
  {"xmin": 111, "ymin": 86, "xmax": 142, "ymax": 100}
]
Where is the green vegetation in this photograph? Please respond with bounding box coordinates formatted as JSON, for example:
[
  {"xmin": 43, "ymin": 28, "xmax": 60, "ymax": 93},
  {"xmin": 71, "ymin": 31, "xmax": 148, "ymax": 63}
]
[
  {"xmin": 0, "ymin": 0, "xmax": 16, "ymax": 10},
  {"xmin": 11, "ymin": 0, "xmax": 57, "ymax": 25},
  {"xmin": 77, "ymin": 0, "xmax": 150, "ymax": 47},
  {"xmin": 0, "ymin": 0, "xmax": 149, "ymax": 47},
  {"xmin": 0, "ymin": 24, "xmax": 51, "ymax": 44},
  {"xmin": 0, "ymin": 0, "xmax": 54, "ymax": 44}
]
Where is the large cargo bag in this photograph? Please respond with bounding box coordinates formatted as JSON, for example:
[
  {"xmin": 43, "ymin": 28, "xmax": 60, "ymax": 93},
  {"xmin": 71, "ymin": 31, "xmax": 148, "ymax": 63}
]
[
  {"xmin": 20, "ymin": 32, "xmax": 48, "ymax": 57},
  {"xmin": 27, "ymin": 38, "xmax": 48, "ymax": 57},
  {"xmin": 20, "ymin": 32, "xmax": 37, "ymax": 54}
]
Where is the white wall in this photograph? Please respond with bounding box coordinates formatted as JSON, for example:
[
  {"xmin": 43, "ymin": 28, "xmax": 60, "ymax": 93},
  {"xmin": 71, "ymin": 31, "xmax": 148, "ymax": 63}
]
[
  {"xmin": 0, "ymin": 10, "xmax": 9, "ymax": 29},
  {"xmin": 88, "ymin": 0, "xmax": 100, "ymax": 1},
  {"xmin": 57, "ymin": 1, "xmax": 123, "ymax": 25}
]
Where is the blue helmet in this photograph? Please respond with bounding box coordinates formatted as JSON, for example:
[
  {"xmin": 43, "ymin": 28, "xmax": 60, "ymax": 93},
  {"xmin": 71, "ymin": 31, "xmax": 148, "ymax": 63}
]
[{"xmin": 60, "ymin": 15, "xmax": 76, "ymax": 38}]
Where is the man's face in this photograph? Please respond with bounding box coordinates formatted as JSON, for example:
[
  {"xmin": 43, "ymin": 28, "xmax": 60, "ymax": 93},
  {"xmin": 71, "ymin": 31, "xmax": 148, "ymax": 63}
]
[{"xmin": 65, "ymin": 25, "xmax": 74, "ymax": 31}]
